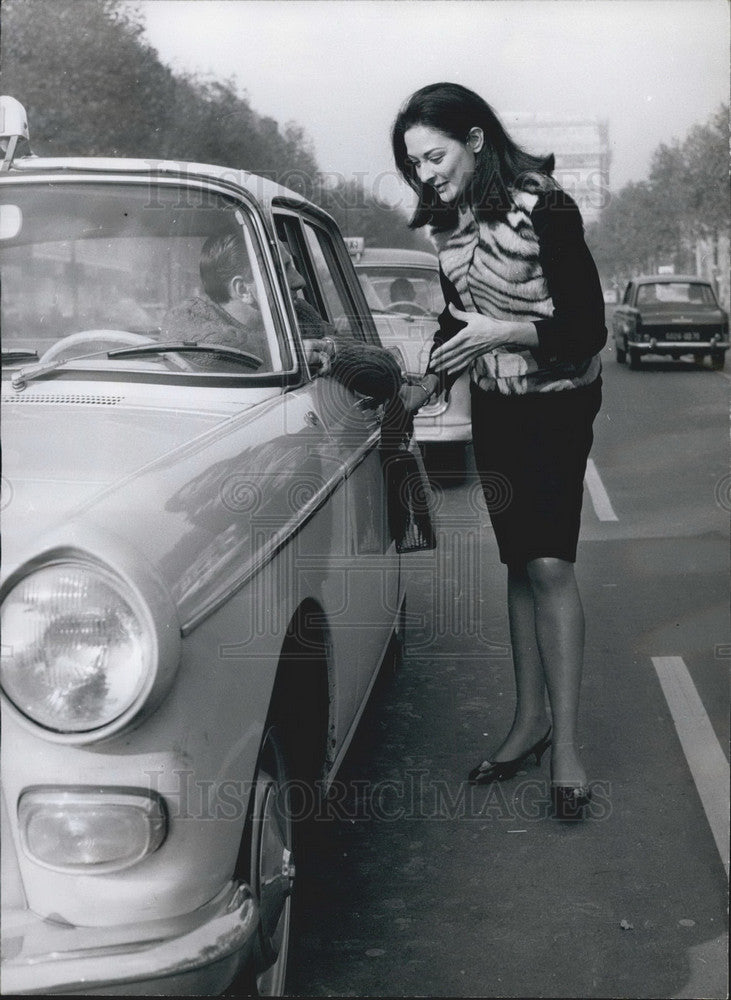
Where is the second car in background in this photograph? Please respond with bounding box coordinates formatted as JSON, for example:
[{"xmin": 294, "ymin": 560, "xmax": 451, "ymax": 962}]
[
  {"xmin": 612, "ymin": 274, "xmax": 728, "ymax": 370},
  {"xmin": 349, "ymin": 245, "xmax": 472, "ymax": 466}
]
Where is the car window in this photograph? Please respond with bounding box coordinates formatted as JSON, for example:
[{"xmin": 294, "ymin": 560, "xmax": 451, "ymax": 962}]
[
  {"xmin": 637, "ymin": 282, "xmax": 714, "ymax": 305},
  {"xmin": 274, "ymin": 213, "xmax": 333, "ymax": 339},
  {"xmin": 356, "ymin": 265, "xmax": 441, "ymax": 317},
  {"xmin": 355, "ymin": 271, "xmax": 386, "ymax": 314},
  {"xmin": 301, "ymin": 221, "xmax": 365, "ymax": 339},
  {"xmin": 0, "ymin": 181, "xmax": 293, "ymax": 375}
]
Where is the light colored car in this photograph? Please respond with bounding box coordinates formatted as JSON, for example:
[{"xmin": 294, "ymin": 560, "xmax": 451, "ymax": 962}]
[
  {"xmin": 0, "ymin": 97, "xmax": 410, "ymax": 996},
  {"xmin": 350, "ymin": 246, "xmax": 472, "ymax": 461}
]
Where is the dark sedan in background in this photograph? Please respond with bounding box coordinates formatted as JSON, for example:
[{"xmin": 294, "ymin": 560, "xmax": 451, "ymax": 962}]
[{"xmin": 612, "ymin": 274, "xmax": 728, "ymax": 370}]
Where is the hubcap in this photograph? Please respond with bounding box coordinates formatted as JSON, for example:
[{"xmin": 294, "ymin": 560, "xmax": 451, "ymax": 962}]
[{"xmin": 253, "ymin": 767, "xmax": 294, "ymax": 994}]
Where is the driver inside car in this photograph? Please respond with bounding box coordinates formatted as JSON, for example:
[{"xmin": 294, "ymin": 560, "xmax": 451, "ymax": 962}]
[
  {"xmin": 388, "ymin": 275, "xmax": 419, "ymax": 314},
  {"xmin": 160, "ymin": 232, "xmax": 270, "ymax": 365}
]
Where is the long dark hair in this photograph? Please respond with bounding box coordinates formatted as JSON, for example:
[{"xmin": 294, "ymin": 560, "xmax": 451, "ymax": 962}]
[{"xmin": 392, "ymin": 82, "xmax": 554, "ymax": 231}]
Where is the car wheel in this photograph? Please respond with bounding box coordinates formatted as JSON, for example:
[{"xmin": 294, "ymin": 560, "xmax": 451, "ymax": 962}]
[
  {"xmin": 616, "ymin": 340, "xmax": 626, "ymax": 364},
  {"xmin": 241, "ymin": 724, "xmax": 294, "ymax": 997},
  {"xmin": 711, "ymin": 350, "xmax": 726, "ymax": 371},
  {"xmin": 627, "ymin": 348, "xmax": 641, "ymax": 369}
]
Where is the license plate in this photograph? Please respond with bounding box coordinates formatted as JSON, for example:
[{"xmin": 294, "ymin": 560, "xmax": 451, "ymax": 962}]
[{"xmin": 666, "ymin": 331, "xmax": 699, "ymax": 341}]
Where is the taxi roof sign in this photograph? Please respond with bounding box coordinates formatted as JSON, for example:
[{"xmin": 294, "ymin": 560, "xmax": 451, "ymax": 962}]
[
  {"xmin": 1, "ymin": 96, "xmax": 30, "ymax": 171},
  {"xmin": 344, "ymin": 236, "xmax": 364, "ymax": 259}
]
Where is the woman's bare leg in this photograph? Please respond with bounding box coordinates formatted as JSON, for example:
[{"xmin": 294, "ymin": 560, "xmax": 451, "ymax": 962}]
[
  {"xmin": 490, "ymin": 564, "xmax": 550, "ymax": 761},
  {"xmin": 526, "ymin": 556, "xmax": 587, "ymax": 787}
]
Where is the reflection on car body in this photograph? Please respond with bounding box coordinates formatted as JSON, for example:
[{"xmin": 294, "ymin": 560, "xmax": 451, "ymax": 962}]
[
  {"xmin": 350, "ymin": 246, "xmax": 473, "ymax": 458},
  {"xmin": 0, "ymin": 97, "xmax": 409, "ymax": 996}
]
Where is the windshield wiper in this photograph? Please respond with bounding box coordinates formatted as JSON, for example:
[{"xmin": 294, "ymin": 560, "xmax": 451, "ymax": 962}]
[
  {"xmin": 10, "ymin": 340, "xmax": 264, "ymax": 391},
  {"xmin": 109, "ymin": 341, "xmax": 263, "ymax": 370},
  {"xmin": 10, "ymin": 349, "xmax": 115, "ymax": 391}
]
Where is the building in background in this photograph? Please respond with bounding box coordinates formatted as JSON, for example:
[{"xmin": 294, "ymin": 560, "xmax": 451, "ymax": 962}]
[{"xmin": 504, "ymin": 114, "xmax": 611, "ymax": 227}]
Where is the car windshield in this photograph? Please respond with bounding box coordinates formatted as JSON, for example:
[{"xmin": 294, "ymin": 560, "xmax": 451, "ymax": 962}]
[
  {"xmin": 356, "ymin": 265, "xmax": 441, "ymax": 317},
  {"xmin": 0, "ymin": 180, "xmax": 291, "ymax": 377},
  {"xmin": 636, "ymin": 282, "xmax": 715, "ymax": 306}
]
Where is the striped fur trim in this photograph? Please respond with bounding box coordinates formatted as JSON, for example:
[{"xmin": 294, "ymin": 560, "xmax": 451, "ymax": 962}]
[{"xmin": 431, "ymin": 188, "xmax": 597, "ymax": 395}]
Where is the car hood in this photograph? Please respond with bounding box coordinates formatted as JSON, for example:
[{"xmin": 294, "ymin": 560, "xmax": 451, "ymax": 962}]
[
  {"xmin": 1, "ymin": 385, "xmax": 271, "ymax": 556},
  {"xmin": 1, "ymin": 378, "xmax": 355, "ymax": 632}
]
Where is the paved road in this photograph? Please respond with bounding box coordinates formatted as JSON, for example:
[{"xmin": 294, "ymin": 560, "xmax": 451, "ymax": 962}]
[{"xmin": 286, "ymin": 343, "xmax": 729, "ymax": 998}]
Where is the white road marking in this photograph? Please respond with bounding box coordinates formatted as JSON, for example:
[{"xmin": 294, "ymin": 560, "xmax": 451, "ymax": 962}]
[
  {"xmin": 584, "ymin": 458, "xmax": 618, "ymax": 521},
  {"xmin": 651, "ymin": 656, "xmax": 729, "ymax": 879}
]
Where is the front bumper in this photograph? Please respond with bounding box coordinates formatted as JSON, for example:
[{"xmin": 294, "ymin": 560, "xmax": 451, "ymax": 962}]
[
  {"xmin": 1, "ymin": 881, "xmax": 258, "ymax": 996},
  {"xmin": 413, "ymin": 373, "xmax": 472, "ymax": 444},
  {"xmin": 628, "ymin": 337, "xmax": 729, "ymax": 352},
  {"xmin": 414, "ymin": 415, "xmax": 472, "ymax": 444}
]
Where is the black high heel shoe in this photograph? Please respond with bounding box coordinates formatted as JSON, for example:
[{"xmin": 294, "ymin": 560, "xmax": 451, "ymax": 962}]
[
  {"xmin": 468, "ymin": 727, "xmax": 552, "ymax": 785},
  {"xmin": 551, "ymin": 784, "xmax": 592, "ymax": 821}
]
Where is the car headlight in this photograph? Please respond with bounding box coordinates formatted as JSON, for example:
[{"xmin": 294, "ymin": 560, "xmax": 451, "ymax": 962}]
[{"xmin": 1, "ymin": 561, "xmax": 156, "ymax": 734}]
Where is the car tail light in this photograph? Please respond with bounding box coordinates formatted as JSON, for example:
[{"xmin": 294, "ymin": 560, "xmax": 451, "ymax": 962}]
[
  {"xmin": 18, "ymin": 787, "xmax": 167, "ymax": 873},
  {"xmin": 634, "ymin": 318, "xmax": 650, "ymax": 342}
]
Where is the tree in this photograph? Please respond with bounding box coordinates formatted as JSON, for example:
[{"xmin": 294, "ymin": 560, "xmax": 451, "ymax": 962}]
[
  {"xmin": 315, "ymin": 178, "xmax": 431, "ymax": 252},
  {"xmin": 1, "ymin": 0, "xmax": 317, "ymax": 174},
  {"xmin": 1, "ymin": 0, "xmax": 424, "ymax": 250},
  {"xmin": 587, "ymin": 181, "xmax": 662, "ymax": 282},
  {"xmin": 678, "ymin": 106, "xmax": 730, "ymax": 241},
  {"xmin": 586, "ymin": 105, "xmax": 729, "ymax": 285},
  {"xmin": 2, "ymin": 0, "xmax": 177, "ymax": 157}
]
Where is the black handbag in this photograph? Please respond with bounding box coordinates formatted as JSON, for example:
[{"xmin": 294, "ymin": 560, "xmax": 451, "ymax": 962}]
[{"xmin": 383, "ymin": 437, "xmax": 437, "ymax": 553}]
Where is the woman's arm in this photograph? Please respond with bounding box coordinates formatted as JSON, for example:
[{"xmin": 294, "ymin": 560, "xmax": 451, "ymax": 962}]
[
  {"xmin": 427, "ymin": 268, "xmax": 538, "ymax": 376},
  {"xmin": 422, "ymin": 269, "xmax": 469, "ymax": 390},
  {"xmin": 531, "ymin": 187, "xmax": 607, "ymax": 365}
]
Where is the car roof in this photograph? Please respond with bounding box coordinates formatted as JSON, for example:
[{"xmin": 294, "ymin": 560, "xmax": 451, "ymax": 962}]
[
  {"xmin": 354, "ymin": 247, "xmax": 439, "ymax": 268},
  {"xmin": 633, "ymin": 274, "xmax": 712, "ymax": 284},
  {"xmin": 3, "ymin": 154, "xmax": 327, "ymax": 218}
]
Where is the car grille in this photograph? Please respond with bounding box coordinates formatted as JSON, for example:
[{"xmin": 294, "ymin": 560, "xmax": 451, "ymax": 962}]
[{"xmin": 1, "ymin": 393, "xmax": 124, "ymax": 405}]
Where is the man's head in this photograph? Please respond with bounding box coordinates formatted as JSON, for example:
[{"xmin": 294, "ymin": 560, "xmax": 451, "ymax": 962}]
[
  {"xmin": 278, "ymin": 239, "xmax": 307, "ymax": 294},
  {"xmin": 199, "ymin": 233, "xmax": 254, "ymax": 305},
  {"xmin": 390, "ymin": 276, "xmax": 416, "ymax": 303}
]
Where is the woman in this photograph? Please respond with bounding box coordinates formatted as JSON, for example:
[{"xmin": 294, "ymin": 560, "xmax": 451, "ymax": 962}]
[{"xmin": 392, "ymin": 83, "xmax": 606, "ymax": 821}]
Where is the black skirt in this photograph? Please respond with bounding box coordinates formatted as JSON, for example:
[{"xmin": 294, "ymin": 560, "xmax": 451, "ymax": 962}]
[{"xmin": 471, "ymin": 377, "xmax": 602, "ymax": 566}]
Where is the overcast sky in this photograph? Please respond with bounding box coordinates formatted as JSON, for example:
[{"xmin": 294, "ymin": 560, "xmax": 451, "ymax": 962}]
[{"xmin": 139, "ymin": 0, "xmax": 728, "ymax": 206}]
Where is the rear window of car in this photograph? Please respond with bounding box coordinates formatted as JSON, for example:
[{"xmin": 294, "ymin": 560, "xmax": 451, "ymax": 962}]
[{"xmin": 636, "ymin": 282, "xmax": 715, "ymax": 305}]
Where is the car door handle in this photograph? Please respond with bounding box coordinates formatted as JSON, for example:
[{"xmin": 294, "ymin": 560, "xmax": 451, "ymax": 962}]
[{"xmin": 304, "ymin": 410, "xmax": 320, "ymax": 427}]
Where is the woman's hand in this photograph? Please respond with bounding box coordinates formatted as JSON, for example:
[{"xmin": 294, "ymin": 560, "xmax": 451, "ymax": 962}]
[
  {"xmin": 429, "ymin": 304, "xmax": 515, "ymax": 375},
  {"xmin": 304, "ymin": 336, "xmax": 336, "ymax": 373},
  {"xmin": 399, "ymin": 372, "xmax": 440, "ymax": 413}
]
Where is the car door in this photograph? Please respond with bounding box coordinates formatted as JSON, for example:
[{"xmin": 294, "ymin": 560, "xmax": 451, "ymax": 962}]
[{"xmin": 274, "ymin": 209, "xmax": 401, "ymax": 705}]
